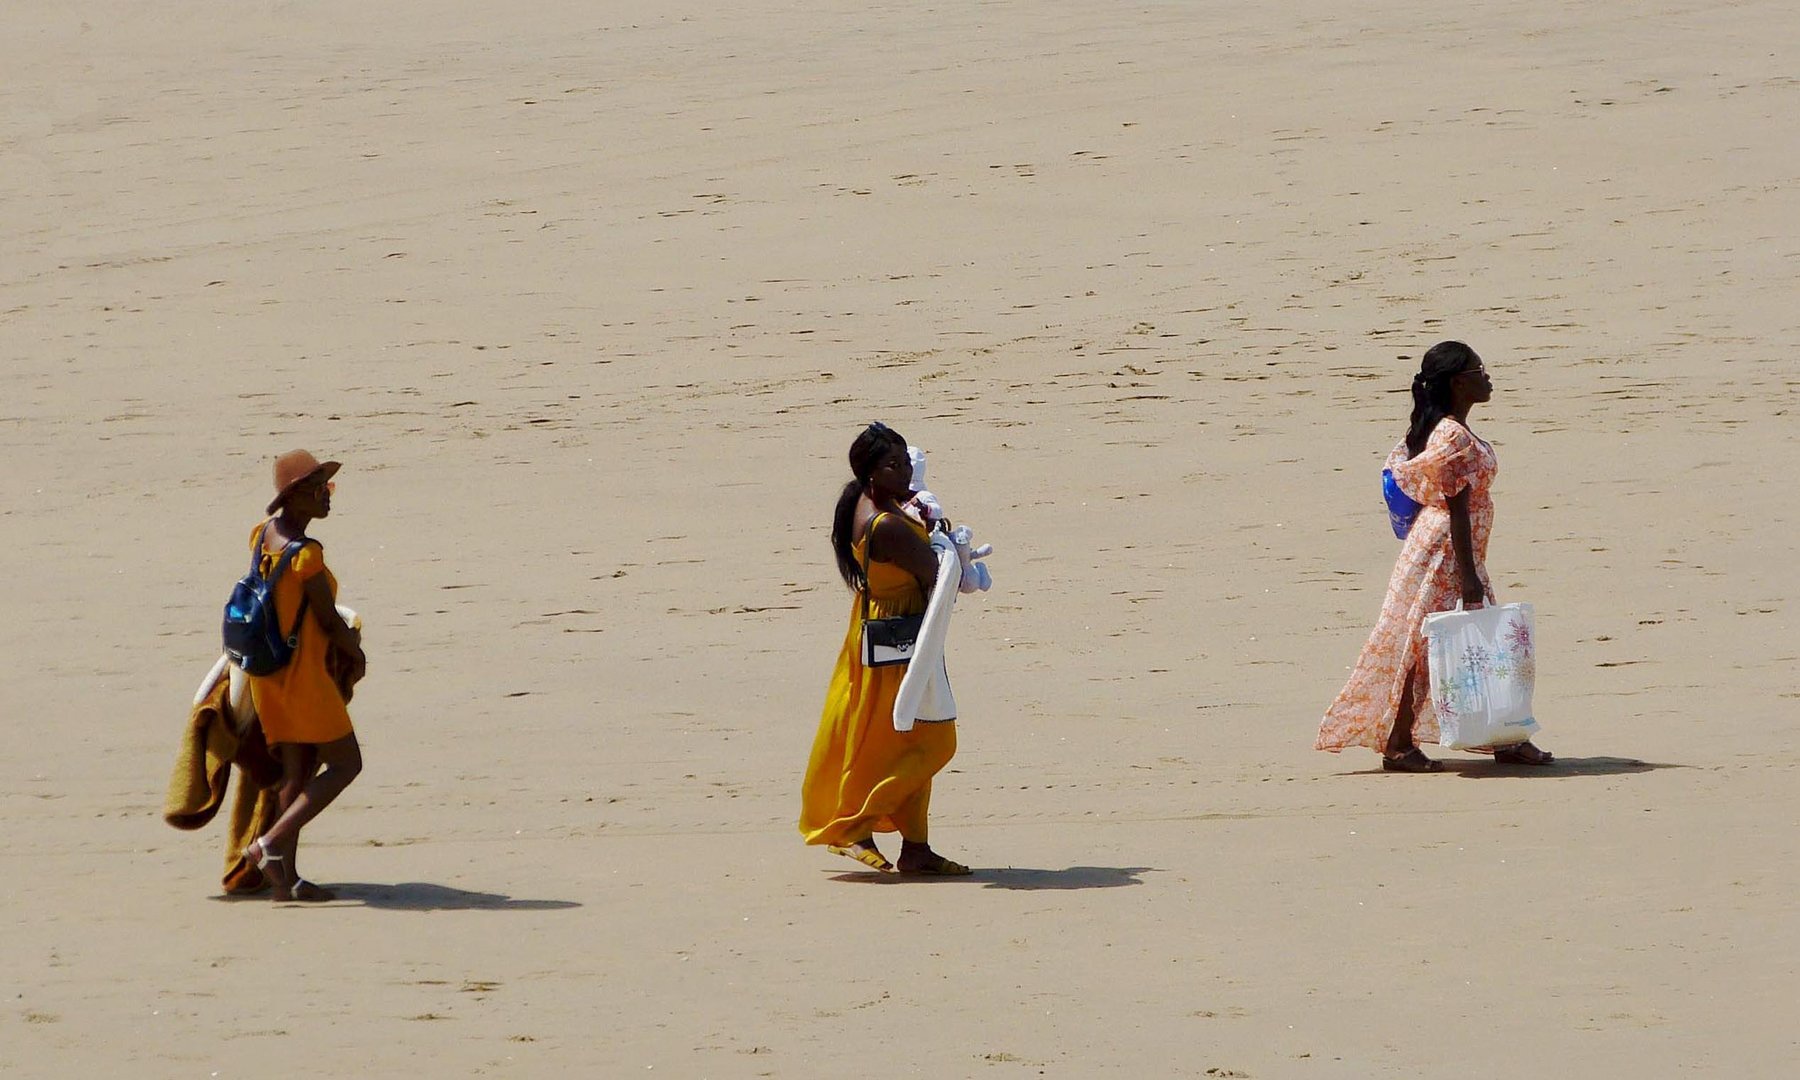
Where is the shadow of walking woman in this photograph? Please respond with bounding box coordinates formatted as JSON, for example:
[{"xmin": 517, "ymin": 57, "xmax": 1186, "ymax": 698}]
[{"xmin": 324, "ymin": 882, "xmax": 581, "ymax": 911}]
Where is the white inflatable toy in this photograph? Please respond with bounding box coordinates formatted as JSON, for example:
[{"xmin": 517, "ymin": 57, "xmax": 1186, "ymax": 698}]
[{"xmin": 904, "ymin": 446, "xmax": 993, "ymax": 594}]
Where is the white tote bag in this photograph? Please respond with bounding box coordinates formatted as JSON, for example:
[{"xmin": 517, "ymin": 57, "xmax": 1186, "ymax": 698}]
[{"xmin": 1421, "ymin": 601, "xmax": 1541, "ymax": 750}]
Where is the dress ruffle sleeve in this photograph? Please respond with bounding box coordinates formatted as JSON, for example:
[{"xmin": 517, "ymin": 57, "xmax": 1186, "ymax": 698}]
[{"xmin": 1388, "ymin": 422, "xmax": 1482, "ymax": 508}]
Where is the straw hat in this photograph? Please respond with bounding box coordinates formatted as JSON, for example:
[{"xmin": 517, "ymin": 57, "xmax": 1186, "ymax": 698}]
[{"xmin": 267, "ymin": 449, "xmax": 342, "ymax": 514}]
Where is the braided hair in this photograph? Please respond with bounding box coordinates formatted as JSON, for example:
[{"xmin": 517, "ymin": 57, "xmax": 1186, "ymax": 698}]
[
  {"xmin": 830, "ymin": 422, "xmax": 908, "ymax": 591},
  {"xmin": 1405, "ymin": 341, "xmax": 1480, "ymax": 458}
]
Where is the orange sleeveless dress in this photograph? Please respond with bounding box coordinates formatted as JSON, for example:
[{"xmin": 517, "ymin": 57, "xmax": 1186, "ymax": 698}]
[{"xmin": 244, "ymin": 522, "xmax": 354, "ymax": 746}]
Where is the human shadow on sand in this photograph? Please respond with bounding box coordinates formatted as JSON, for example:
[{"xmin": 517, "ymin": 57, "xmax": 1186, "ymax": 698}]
[
  {"xmin": 315, "ymin": 882, "xmax": 580, "ymax": 911},
  {"xmin": 1344, "ymin": 755, "xmax": 1680, "ymax": 778},
  {"xmin": 1442, "ymin": 755, "xmax": 1682, "ymax": 778},
  {"xmin": 828, "ymin": 866, "xmax": 1155, "ymax": 890}
]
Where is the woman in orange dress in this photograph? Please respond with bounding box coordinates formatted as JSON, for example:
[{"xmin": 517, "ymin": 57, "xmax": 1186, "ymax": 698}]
[
  {"xmin": 799, "ymin": 423, "xmax": 969, "ymax": 874},
  {"xmin": 1316, "ymin": 342, "xmax": 1553, "ymax": 771},
  {"xmin": 242, "ymin": 450, "xmax": 367, "ymax": 900}
]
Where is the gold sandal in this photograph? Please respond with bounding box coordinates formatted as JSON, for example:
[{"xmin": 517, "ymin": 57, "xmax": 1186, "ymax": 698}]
[{"xmin": 828, "ymin": 842, "xmax": 895, "ymax": 873}]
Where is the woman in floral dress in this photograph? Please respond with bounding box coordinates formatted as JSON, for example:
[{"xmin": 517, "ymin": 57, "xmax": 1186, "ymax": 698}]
[{"xmin": 1316, "ymin": 342, "xmax": 1554, "ymax": 772}]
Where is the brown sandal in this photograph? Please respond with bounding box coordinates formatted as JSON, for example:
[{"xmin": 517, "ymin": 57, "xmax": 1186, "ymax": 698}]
[
  {"xmin": 1382, "ymin": 748, "xmax": 1444, "ymax": 773},
  {"xmin": 1493, "ymin": 742, "xmax": 1555, "ymax": 766},
  {"xmin": 897, "ymin": 851, "xmax": 973, "ymax": 876}
]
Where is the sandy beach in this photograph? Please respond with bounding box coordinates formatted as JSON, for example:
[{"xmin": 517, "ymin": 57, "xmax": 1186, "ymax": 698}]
[{"xmin": 4, "ymin": 1, "xmax": 1797, "ymax": 1075}]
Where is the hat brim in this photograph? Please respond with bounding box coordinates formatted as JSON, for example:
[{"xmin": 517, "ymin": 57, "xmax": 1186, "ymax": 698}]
[{"xmin": 266, "ymin": 460, "xmax": 342, "ymax": 515}]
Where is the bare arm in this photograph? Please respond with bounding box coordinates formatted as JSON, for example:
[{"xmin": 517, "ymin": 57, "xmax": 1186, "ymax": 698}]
[
  {"xmin": 1446, "ymin": 488, "xmax": 1485, "ymax": 606},
  {"xmin": 303, "ymin": 572, "xmax": 365, "ymax": 661},
  {"xmin": 869, "ymin": 514, "xmax": 939, "ymax": 592}
]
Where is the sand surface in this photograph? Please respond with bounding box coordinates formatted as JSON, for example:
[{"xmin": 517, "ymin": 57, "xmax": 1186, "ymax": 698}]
[{"xmin": 4, "ymin": 1, "xmax": 1798, "ymax": 1076}]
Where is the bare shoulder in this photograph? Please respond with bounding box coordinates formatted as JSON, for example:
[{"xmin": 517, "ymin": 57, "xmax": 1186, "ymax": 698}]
[
  {"xmin": 869, "ymin": 509, "xmax": 930, "ymax": 566},
  {"xmin": 853, "ymin": 500, "xmax": 878, "ymax": 542}
]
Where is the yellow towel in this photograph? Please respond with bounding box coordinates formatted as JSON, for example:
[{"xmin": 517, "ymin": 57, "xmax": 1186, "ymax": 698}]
[
  {"xmin": 163, "ymin": 678, "xmax": 282, "ymax": 894},
  {"xmin": 167, "ymin": 607, "xmax": 361, "ymax": 893}
]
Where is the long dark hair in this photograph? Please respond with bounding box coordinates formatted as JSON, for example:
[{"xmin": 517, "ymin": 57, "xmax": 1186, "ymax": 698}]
[
  {"xmin": 831, "ymin": 422, "xmax": 908, "ymax": 591},
  {"xmin": 1405, "ymin": 341, "xmax": 1479, "ymax": 457}
]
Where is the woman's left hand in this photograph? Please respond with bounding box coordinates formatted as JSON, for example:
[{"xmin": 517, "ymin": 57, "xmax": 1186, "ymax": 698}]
[{"xmin": 1460, "ymin": 576, "xmax": 1487, "ymax": 608}]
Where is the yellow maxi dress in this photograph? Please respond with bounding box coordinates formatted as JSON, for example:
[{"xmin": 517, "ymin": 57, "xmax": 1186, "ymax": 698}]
[{"xmin": 800, "ymin": 514, "xmax": 957, "ymax": 846}]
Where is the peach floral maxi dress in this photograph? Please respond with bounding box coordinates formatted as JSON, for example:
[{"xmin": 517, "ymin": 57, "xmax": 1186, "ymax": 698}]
[{"xmin": 1316, "ymin": 419, "xmax": 1496, "ymax": 753}]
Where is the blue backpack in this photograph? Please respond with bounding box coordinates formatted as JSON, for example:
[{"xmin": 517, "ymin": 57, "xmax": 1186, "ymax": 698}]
[{"xmin": 222, "ymin": 526, "xmax": 314, "ymax": 675}]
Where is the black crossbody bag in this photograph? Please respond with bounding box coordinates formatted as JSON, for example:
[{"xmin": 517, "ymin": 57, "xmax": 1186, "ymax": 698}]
[{"xmin": 859, "ymin": 514, "xmax": 924, "ymax": 667}]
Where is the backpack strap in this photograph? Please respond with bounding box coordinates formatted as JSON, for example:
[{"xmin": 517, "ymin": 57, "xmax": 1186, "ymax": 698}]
[
  {"xmin": 259, "ymin": 534, "xmax": 305, "ymax": 585},
  {"xmin": 249, "ymin": 521, "xmax": 272, "ymax": 573},
  {"xmin": 256, "ymin": 523, "xmax": 316, "ymax": 648}
]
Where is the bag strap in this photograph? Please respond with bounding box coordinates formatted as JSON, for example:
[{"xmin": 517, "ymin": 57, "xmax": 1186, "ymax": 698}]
[
  {"xmin": 858, "ymin": 512, "xmax": 890, "ymax": 623},
  {"xmin": 259, "ymin": 531, "xmax": 305, "ymax": 585},
  {"xmin": 255, "ymin": 523, "xmax": 316, "ymax": 645},
  {"xmin": 249, "ymin": 522, "xmax": 272, "ymax": 573},
  {"xmin": 286, "ymin": 590, "xmax": 312, "ymax": 647}
]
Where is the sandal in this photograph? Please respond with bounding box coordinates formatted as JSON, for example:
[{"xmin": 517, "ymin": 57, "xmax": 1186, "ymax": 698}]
[
  {"xmin": 896, "ymin": 842, "xmax": 973, "ymax": 876},
  {"xmin": 1382, "ymin": 748, "xmax": 1444, "ymax": 773},
  {"xmin": 245, "ymin": 837, "xmax": 295, "ymax": 899},
  {"xmin": 828, "ymin": 842, "xmax": 895, "ymax": 873},
  {"xmin": 290, "ymin": 878, "xmax": 337, "ymax": 902},
  {"xmin": 897, "ymin": 852, "xmax": 973, "ymax": 876},
  {"xmin": 1493, "ymin": 742, "xmax": 1555, "ymax": 766}
]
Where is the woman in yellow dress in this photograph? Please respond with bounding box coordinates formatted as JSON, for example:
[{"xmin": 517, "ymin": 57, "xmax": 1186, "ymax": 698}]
[
  {"xmin": 241, "ymin": 450, "xmax": 368, "ymax": 901},
  {"xmin": 799, "ymin": 423, "xmax": 969, "ymax": 875}
]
